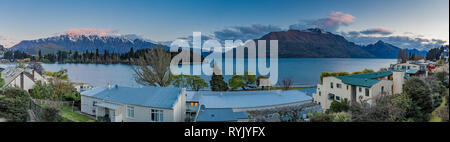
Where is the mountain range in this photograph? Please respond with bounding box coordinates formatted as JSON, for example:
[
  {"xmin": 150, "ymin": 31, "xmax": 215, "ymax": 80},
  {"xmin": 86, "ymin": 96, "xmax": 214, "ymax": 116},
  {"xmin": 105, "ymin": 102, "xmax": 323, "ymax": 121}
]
[
  {"xmin": 10, "ymin": 34, "xmax": 159, "ymax": 54},
  {"xmin": 8, "ymin": 29, "xmax": 428, "ymax": 58}
]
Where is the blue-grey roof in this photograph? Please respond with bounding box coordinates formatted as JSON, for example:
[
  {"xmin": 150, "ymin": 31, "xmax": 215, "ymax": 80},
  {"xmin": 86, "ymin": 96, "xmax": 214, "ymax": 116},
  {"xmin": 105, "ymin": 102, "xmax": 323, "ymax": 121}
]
[
  {"xmin": 406, "ymin": 69, "xmax": 419, "ymax": 74},
  {"xmin": 81, "ymin": 86, "xmax": 182, "ymax": 109},
  {"xmin": 187, "ymin": 90, "xmax": 312, "ymax": 108},
  {"xmin": 335, "ymin": 71, "xmax": 393, "ymax": 87},
  {"xmin": 196, "ymin": 108, "xmax": 248, "ymax": 122}
]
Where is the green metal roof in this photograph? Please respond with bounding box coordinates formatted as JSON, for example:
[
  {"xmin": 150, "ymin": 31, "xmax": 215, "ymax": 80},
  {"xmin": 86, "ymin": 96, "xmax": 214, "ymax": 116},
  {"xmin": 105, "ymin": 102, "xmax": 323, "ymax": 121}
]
[{"xmin": 335, "ymin": 71, "xmax": 393, "ymax": 87}]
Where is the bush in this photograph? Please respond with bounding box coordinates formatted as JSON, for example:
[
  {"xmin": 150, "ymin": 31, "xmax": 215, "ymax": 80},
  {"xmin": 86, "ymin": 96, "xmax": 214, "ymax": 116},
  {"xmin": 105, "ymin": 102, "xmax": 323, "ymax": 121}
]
[
  {"xmin": 326, "ymin": 100, "xmax": 350, "ymax": 113},
  {"xmin": 309, "ymin": 113, "xmax": 333, "ymax": 122},
  {"xmin": 403, "ymin": 77, "xmax": 433, "ymax": 114},
  {"xmin": 332, "ymin": 112, "xmax": 352, "ymax": 122},
  {"xmin": 0, "ymin": 88, "xmax": 31, "ymax": 122},
  {"xmin": 41, "ymin": 106, "xmax": 61, "ymax": 122}
]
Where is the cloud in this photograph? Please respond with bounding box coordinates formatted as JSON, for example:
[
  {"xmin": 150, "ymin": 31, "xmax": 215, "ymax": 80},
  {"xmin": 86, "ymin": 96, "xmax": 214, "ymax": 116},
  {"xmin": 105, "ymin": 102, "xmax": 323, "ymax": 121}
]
[
  {"xmin": 289, "ymin": 11, "xmax": 354, "ymax": 32},
  {"xmin": 359, "ymin": 28, "xmax": 393, "ymax": 35},
  {"xmin": 64, "ymin": 28, "xmax": 120, "ymax": 36},
  {"xmin": 213, "ymin": 24, "xmax": 282, "ymax": 41},
  {"xmin": 343, "ymin": 33, "xmax": 447, "ymax": 51}
]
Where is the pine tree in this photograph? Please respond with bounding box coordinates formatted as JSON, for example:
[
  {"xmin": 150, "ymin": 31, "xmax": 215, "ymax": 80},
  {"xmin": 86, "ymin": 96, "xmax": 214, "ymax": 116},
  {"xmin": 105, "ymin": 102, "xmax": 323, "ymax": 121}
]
[{"xmin": 209, "ymin": 63, "xmax": 228, "ymax": 91}]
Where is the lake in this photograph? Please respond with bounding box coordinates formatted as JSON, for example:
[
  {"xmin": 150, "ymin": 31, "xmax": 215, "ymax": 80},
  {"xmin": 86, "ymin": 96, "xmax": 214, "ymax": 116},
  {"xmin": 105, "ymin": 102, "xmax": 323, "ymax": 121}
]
[{"xmin": 1, "ymin": 58, "xmax": 397, "ymax": 87}]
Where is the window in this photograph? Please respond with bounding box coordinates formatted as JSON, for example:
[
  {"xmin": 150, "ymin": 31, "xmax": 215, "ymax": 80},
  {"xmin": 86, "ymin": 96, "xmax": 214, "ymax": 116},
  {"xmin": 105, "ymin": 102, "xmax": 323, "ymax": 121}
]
[
  {"xmin": 319, "ymin": 91, "xmax": 321, "ymax": 96},
  {"xmin": 151, "ymin": 109, "xmax": 164, "ymax": 122},
  {"xmin": 359, "ymin": 87, "xmax": 362, "ymax": 92},
  {"xmin": 127, "ymin": 106, "xmax": 135, "ymax": 118},
  {"xmin": 337, "ymin": 83, "xmax": 342, "ymax": 88},
  {"xmin": 336, "ymin": 96, "xmax": 341, "ymax": 100},
  {"xmin": 365, "ymin": 88, "xmax": 369, "ymax": 97},
  {"xmin": 381, "ymin": 86, "xmax": 384, "ymax": 93},
  {"xmin": 330, "ymin": 82, "xmax": 334, "ymax": 88},
  {"xmin": 328, "ymin": 93, "xmax": 335, "ymax": 100},
  {"xmin": 346, "ymin": 85, "xmax": 349, "ymax": 90}
]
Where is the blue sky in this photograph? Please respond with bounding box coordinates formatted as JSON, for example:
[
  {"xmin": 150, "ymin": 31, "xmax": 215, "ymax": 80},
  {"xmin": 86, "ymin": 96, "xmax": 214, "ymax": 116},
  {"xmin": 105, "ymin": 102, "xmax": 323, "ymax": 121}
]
[{"xmin": 0, "ymin": 0, "xmax": 448, "ymax": 50}]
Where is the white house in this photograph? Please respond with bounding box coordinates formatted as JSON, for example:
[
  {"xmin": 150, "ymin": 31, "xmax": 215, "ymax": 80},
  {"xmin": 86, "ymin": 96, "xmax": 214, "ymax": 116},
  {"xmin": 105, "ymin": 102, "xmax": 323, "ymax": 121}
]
[
  {"xmin": 1, "ymin": 67, "xmax": 47, "ymax": 91},
  {"xmin": 81, "ymin": 85, "xmax": 186, "ymax": 122},
  {"xmin": 313, "ymin": 71, "xmax": 407, "ymax": 111}
]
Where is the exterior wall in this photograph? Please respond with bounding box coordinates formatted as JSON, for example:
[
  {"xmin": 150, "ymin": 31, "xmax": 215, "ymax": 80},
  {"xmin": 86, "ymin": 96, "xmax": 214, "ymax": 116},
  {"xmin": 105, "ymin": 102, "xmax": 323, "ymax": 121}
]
[
  {"xmin": 8, "ymin": 73, "xmax": 35, "ymax": 91},
  {"xmin": 122, "ymin": 104, "xmax": 173, "ymax": 122},
  {"xmin": 392, "ymin": 71, "xmax": 404, "ymax": 94},
  {"xmin": 32, "ymin": 70, "xmax": 47, "ymax": 83},
  {"xmin": 312, "ymin": 77, "xmax": 352, "ymax": 111},
  {"xmin": 81, "ymin": 96, "xmax": 97, "ymax": 115},
  {"xmin": 172, "ymin": 89, "xmax": 186, "ymax": 122},
  {"xmin": 366, "ymin": 80, "xmax": 393, "ymax": 105},
  {"xmin": 81, "ymin": 92, "xmax": 185, "ymax": 122},
  {"xmin": 313, "ymin": 76, "xmax": 394, "ymax": 110}
]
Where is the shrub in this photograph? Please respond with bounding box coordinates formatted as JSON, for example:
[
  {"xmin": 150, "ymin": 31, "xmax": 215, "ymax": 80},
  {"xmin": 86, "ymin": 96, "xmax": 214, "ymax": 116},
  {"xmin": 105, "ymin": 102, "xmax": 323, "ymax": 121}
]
[
  {"xmin": 0, "ymin": 88, "xmax": 31, "ymax": 122},
  {"xmin": 41, "ymin": 106, "xmax": 61, "ymax": 122},
  {"xmin": 403, "ymin": 77, "xmax": 433, "ymax": 114}
]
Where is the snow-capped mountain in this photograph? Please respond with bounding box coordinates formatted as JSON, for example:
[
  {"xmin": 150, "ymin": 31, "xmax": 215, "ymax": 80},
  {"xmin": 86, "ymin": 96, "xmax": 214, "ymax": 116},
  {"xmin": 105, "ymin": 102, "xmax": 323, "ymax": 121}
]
[{"xmin": 10, "ymin": 34, "xmax": 160, "ymax": 54}]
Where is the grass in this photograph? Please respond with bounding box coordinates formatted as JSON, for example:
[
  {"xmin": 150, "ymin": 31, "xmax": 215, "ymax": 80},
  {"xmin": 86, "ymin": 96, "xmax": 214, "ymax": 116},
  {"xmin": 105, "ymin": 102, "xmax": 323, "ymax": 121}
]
[
  {"xmin": 429, "ymin": 96, "xmax": 447, "ymax": 122},
  {"xmin": 59, "ymin": 106, "xmax": 96, "ymax": 122}
]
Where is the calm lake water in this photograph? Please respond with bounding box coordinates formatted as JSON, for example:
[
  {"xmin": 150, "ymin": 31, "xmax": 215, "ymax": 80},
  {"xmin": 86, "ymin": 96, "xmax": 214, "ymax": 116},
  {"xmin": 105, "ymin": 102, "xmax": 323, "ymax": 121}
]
[{"xmin": 1, "ymin": 58, "xmax": 397, "ymax": 87}]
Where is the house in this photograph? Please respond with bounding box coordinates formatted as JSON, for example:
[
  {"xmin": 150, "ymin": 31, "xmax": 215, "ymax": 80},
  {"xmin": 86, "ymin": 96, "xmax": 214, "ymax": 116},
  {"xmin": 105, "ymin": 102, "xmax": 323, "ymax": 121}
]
[
  {"xmin": 72, "ymin": 82, "xmax": 93, "ymax": 92},
  {"xmin": 186, "ymin": 89, "xmax": 321, "ymax": 121},
  {"xmin": 389, "ymin": 60, "xmax": 432, "ymax": 77},
  {"xmin": 81, "ymin": 85, "xmax": 186, "ymax": 122},
  {"xmin": 313, "ymin": 70, "xmax": 407, "ymax": 111},
  {"xmin": 195, "ymin": 106, "xmax": 249, "ymax": 122},
  {"xmin": 0, "ymin": 67, "xmax": 47, "ymax": 91}
]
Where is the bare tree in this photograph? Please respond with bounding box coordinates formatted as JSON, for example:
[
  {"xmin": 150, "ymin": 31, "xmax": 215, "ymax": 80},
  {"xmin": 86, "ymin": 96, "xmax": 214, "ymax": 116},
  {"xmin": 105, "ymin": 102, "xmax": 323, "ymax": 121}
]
[
  {"xmin": 132, "ymin": 45, "xmax": 172, "ymax": 87},
  {"xmin": 281, "ymin": 78, "xmax": 293, "ymax": 90},
  {"xmin": 27, "ymin": 61, "xmax": 45, "ymax": 74}
]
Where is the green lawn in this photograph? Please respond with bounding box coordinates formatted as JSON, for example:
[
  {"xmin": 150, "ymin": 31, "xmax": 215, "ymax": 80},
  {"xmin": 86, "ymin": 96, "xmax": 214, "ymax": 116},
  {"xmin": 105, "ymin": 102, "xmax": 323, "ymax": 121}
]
[
  {"xmin": 429, "ymin": 96, "xmax": 447, "ymax": 122},
  {"xmin": 59, "ymin": 106, "xmax": 96, "ymax": 122}
]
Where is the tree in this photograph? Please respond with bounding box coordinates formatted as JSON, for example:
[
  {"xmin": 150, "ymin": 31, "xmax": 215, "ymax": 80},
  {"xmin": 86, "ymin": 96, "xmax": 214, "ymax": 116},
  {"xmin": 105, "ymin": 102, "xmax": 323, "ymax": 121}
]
[
  {"xmin": 171, "ymin": 74, "xmax": 190, "ymax": 88},
  {"xmin": 172, "ymin": 75, "xmax": 208, "ymax": 91},
  {"xmin": 228, "ymin": 71, "xmax": 256, "ymax": 90},
  {"xmin": 434, "ymin": 71, "xmax": 449, "ymax": 87},
  {"xmin": 210, "ymin": 72, "xmax": 228, "ymax": 91},
  {"xmin": 30, "ymin": 81, "xmax": 53, "ymax": 100},
  {"xmin": 229, "ymin": 75, "xmax": 244, "ymax": 90},
  {"xmin": 0, "ymin": 88, "xmax": 31, "ymax": 122},
  {"xmin": 187, "ymin": 76, "xmax": 208, "ymax": 91},
  {"xmin": 280, "ymin": 78, "xmax": 293, "ymax": 90},
  {"xmin": 350, "ymin": 94, "xmax": 406, "ymax": 122},
  {"xmin": 27, "ymin": 61, "xmax": 45, "ymax": 74},
  {"xmin": 132, "ymin": 45, "xmax": 172, "ymax": 87},
  {"xmin": 403, "ymin": 77, "xmax": 433, "ymax": 120},
  {"xmin": 397, "ymin": 49, "xmax": 408, "ymax": 63}
]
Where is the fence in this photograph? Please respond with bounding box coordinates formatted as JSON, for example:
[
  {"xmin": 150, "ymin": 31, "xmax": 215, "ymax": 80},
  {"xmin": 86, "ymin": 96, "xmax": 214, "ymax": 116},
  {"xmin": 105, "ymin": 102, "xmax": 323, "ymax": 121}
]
[
  {"xmin": 32, "ymin": 99, "xmax": 73, "ymax": 107},
  {"xmin": 29, "ymin": 99, "xmax": 75, "ymax": 122}
]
